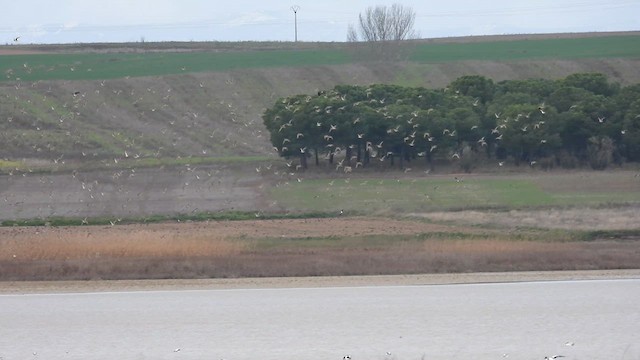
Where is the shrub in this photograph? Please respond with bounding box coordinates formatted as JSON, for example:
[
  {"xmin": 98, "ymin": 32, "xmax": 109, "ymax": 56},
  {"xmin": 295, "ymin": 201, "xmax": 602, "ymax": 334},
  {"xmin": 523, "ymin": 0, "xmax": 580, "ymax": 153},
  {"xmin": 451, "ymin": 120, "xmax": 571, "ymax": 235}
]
[{"xmin": 557, "ymin": 150, "xmax": 580, "ymax": 169}]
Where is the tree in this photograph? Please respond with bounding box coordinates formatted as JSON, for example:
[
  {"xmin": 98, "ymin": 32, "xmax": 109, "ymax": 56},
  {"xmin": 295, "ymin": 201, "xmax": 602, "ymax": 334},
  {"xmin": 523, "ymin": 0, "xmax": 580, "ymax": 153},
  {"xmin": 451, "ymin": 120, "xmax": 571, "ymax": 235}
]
[
  {"xmin": 347, "ymin": 3, "xmax": 417, "ymax": 61},
  {"xmin": 348, "ymin": 3, "xmax": 416, "ymax": 42}
]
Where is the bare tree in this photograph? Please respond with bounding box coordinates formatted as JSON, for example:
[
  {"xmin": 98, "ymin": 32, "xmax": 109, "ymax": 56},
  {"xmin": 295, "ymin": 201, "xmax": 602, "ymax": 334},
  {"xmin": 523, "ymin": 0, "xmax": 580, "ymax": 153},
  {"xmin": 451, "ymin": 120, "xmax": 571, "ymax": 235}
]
[{"xmin": 348, "ymin": 3, "xmax": 417, "ymax": 42}]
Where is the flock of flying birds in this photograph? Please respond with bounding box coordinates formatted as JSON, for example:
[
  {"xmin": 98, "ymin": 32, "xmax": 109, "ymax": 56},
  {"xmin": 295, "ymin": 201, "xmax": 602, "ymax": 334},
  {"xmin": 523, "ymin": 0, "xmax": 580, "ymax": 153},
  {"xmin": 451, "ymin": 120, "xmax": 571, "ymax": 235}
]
[
  {"xmin": 271, "ymin": 88, "xmax": 610, "ymax": 174},
  {"xmin": 1, "ymin": 46, "xmax": 635, "ymax": 220},
  {"xmin": 1, "ymin": 59, "xmax": 284, "ymax": 218}
]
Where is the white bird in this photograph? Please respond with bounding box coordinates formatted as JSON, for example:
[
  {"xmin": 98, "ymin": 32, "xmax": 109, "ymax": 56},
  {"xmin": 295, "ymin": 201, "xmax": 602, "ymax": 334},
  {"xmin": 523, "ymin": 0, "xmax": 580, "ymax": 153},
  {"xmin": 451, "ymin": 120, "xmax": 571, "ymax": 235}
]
[{"xmin": 598, "ymin": 116, "xmax": 606, "ymax": 123}]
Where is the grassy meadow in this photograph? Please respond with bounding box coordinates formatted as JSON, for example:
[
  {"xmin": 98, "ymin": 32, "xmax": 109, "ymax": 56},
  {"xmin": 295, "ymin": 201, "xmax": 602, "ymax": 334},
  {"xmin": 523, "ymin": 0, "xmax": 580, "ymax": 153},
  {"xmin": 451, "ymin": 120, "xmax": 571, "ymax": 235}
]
[
  {"xmin": 2, "ymin": 34, "xmax": 640, "ymax": 82},
  {"xmin": 269, "ymin": 171, "xmax": 640, "ymax": 214},
  {"xmin": 410, "ymin": 35, "xmax": 640, "ymax": 62},
  {"xmin": 1, "ymin": 170, "xmax": 639, "ymax": 280}
]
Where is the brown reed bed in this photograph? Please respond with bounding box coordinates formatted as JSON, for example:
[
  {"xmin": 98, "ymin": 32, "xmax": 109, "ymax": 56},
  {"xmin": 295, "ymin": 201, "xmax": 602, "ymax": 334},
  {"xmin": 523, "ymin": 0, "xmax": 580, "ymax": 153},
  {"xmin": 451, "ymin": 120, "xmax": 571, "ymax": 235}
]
[{"xmin": 1, "ymin": 217, "xmax": 639, "ymax": 281}]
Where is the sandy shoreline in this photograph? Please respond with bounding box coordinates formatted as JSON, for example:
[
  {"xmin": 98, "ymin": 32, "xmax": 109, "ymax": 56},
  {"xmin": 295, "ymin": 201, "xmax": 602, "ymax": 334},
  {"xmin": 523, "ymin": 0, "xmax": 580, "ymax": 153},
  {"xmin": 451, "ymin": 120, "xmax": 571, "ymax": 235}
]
[{"xmin": 1, "ymin": 269, "xmax": 638, "ymax": 294}]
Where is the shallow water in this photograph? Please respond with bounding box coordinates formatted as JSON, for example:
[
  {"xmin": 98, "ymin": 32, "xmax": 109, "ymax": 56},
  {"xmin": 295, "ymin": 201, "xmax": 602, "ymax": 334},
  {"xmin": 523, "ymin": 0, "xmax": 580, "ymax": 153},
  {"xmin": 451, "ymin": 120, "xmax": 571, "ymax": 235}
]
[{"xmin": 1, "ymin": 279, "xmax": 639, "ymax": 360}]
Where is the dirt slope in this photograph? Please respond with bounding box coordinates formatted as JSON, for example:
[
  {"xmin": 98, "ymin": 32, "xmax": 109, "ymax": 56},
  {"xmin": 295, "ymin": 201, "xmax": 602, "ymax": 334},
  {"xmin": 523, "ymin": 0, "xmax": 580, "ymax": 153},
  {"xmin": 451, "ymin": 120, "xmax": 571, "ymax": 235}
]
[{"xmin": 2, "ymin": 58, "xmax": 640, "ymax": 162}]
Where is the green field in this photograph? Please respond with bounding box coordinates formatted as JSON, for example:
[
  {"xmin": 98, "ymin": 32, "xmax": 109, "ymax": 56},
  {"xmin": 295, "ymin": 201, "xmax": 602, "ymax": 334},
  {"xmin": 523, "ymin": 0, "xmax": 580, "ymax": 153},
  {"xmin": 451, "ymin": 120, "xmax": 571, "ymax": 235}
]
[
  {"xmin": 3, "ymin": 35, "xmax": 639, "ymax": 82},
  {"xmin": 410, "ymin": 35, "xmax": 640, "ymax": 62},
  {"xmin": 1, "ymin": 49, "xmax": 351, "ymax": 82},
  {"xmin": 270, "ymin": 173, "xmax": 640, "ymax": 213}
]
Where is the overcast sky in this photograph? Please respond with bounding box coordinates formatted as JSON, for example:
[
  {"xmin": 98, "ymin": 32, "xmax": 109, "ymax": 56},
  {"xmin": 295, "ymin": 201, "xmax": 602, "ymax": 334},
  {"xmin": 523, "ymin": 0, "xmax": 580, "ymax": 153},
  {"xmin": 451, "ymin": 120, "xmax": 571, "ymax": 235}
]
[{"xmin": 2, "ymin": 0, "xmax": 638, "ymax": 44}]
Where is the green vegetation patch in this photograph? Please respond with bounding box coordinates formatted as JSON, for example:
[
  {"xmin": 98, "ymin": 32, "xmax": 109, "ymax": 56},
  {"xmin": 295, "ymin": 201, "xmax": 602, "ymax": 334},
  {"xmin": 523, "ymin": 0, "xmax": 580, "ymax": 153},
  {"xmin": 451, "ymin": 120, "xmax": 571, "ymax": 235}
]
[
  {"xmin": 1, "ymin": 49, "xmax": 351, "ymax": 82},
  {"xmin": 0, "ymin": 159, "xmax": 23, "ymax": 169},
  {"xmin": 410, "ymin": 35, "xmax": 640, "ymax": 62},
  {"xmin": 269, "ymin": 176, "xmax": 639, "ymax": 213},
  {"xmin": 0, "ymin": 210, "xmax": 338, "ymax": 227}
]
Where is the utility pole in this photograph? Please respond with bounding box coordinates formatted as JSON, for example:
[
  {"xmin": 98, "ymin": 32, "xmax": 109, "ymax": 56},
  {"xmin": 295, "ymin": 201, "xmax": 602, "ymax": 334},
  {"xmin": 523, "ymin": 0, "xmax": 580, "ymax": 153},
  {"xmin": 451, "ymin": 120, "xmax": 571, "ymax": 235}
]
[{"xmin": 291, "ymin": 5, "xmax": 300, "ymax": 42}]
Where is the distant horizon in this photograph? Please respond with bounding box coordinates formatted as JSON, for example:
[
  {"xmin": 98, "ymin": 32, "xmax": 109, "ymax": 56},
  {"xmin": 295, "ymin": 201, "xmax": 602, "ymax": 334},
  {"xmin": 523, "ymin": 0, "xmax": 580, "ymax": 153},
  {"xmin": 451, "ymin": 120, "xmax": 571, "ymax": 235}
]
[
  {"xmin": 2, "ymin": 29, "xmax": 638, "ymax": 47},
  {"xmin": 2, "ymin": 1, "xmax": 638, "ymax": 45}
]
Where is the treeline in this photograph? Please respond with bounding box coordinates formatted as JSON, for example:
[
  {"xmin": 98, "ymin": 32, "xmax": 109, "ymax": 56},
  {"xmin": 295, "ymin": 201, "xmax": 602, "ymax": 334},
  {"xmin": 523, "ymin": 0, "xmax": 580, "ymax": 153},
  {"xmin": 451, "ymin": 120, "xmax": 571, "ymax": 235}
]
[{"xmin": 262, "ymin": 73, "xmax": 640, "ymax": 171}]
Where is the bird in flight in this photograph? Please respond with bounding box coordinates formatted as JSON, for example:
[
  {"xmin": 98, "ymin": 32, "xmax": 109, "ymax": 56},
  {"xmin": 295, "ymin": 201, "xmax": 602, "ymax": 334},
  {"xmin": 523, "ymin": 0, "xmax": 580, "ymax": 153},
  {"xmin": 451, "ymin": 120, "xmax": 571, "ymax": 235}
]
[{"xmin": 14, "ymin": 36, "xmax": 20, "ymax": 42}]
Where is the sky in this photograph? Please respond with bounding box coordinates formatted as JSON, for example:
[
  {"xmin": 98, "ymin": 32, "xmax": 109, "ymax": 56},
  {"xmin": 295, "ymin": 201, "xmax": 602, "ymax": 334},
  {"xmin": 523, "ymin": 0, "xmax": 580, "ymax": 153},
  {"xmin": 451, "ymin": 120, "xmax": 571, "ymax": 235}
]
[{"xmin": 1, "ymin": 0, "xmax": 639, "ymax": 44}]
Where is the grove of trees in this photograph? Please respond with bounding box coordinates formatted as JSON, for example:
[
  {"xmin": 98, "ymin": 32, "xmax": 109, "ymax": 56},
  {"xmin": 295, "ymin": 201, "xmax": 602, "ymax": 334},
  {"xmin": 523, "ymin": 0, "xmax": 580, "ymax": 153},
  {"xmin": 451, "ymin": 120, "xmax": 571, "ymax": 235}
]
[{"xmin": 262, "ymin": 73, "xmax": 640, "ymax": 172}]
